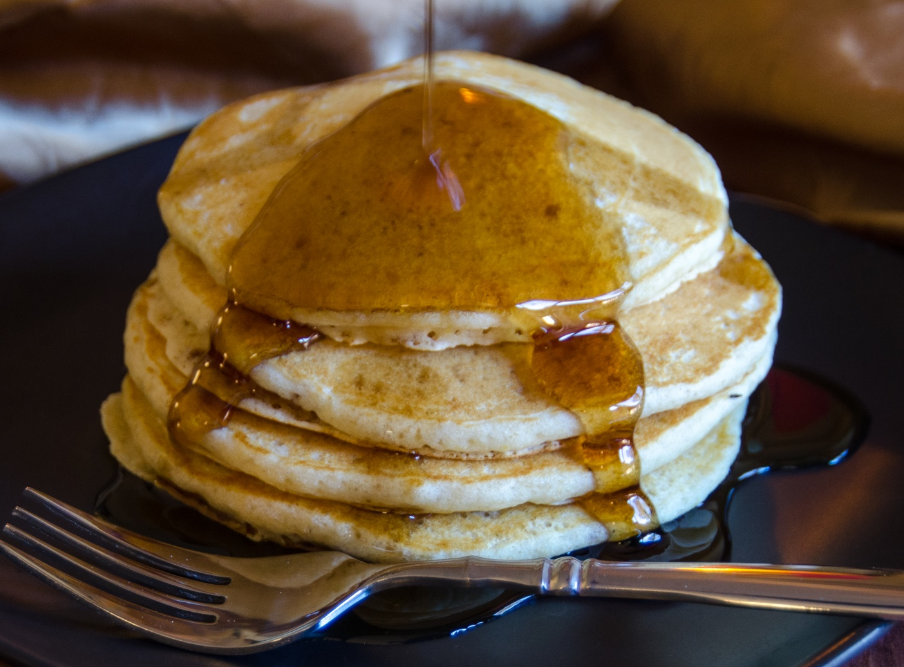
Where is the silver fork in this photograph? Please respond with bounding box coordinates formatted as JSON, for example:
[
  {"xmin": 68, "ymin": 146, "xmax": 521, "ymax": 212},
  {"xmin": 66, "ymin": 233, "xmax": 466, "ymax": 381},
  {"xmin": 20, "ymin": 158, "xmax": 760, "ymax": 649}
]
[{"xmin": 4, "ymin": 488, "xmax": 904, "ymax": 655}]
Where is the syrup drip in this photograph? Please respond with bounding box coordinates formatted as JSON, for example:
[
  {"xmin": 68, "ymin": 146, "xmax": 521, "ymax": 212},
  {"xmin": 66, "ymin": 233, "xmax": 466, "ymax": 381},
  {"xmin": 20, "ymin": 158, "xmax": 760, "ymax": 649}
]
[
  {"xmin": 528, "ymin": 317, "xmax": 652, "ymax": 540},
  {"xmin": 167, "ymin": 303, "xmax": 320, "ymax": 448}
]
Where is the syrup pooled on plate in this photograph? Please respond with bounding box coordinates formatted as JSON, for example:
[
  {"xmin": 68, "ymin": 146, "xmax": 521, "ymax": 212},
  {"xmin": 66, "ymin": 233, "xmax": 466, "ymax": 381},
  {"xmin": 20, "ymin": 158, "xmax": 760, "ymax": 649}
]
[{"xmin": 169, "ymin": 79, "xmax": 654, "ymax": 541}]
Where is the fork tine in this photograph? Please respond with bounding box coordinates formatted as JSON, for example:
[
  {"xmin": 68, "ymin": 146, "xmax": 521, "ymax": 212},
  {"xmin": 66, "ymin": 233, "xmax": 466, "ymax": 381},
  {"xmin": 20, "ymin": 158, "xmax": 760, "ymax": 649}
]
[
  {"xmin": 0, "ymin": 535, "xmax": 223, "ymax": 651},
  {"xmin": 23, "ymin": 488, "xmax": 229, "ymax": 584},
  {"xmin": 2, "ymin": 524, "xmax": 217, "ymax": 624},
  {"xmin": 11, "ymin": 508, "xmax": 226, "ymax": 604}
]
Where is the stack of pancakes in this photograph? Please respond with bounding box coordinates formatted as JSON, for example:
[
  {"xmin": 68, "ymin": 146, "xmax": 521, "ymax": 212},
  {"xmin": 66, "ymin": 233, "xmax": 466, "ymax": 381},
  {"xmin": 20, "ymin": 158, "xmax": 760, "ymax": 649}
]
[{"xmin": 101, "ymin": 52, "xmax": 781, "ymax": 563}]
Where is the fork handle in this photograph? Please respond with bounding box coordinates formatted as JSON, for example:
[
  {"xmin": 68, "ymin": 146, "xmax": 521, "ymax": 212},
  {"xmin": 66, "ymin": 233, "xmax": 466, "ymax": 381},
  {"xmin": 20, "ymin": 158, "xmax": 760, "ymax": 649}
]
[{"xmin": 384, "ymin": 558, "xmax": 904, "ymax": 620}]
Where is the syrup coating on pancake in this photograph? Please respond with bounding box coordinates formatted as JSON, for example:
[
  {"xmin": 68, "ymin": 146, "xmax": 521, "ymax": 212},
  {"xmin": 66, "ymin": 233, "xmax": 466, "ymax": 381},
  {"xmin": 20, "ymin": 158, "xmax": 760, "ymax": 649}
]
[
  {"xmin": 170, "ymin": 82, "xmax": 661, "ymax": 542},
  {"xmin": 228, "ymin": 82, "xmax": 630, "ymax": 314},
  {"xmin": 531, "ymin": 321, "xmax": 654, "ymax": 539},
  {"xmin": 169, "ymin": 304, "xmax": 320, "ymax": 449}
]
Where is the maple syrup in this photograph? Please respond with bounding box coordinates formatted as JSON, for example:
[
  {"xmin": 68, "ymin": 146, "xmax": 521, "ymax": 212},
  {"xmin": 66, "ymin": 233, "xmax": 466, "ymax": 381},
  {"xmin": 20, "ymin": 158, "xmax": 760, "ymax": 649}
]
[
  {"xmin": 164, "ymin": 67, "xmax": 654, "ymax": 539},
  {"xmin": 167, "ymin": 303, "xmax": 319, "ymax": 449},
  {"xmin": 226, "ymin": 81, "xmax": 630, "ymax": 314},
  {"xmin": 530, "ymin": 319, "xmax": 651, "ymax": 539},
  {"xmin": 422, "ymin": 0, "xmax": 436, "ymax": 151}
]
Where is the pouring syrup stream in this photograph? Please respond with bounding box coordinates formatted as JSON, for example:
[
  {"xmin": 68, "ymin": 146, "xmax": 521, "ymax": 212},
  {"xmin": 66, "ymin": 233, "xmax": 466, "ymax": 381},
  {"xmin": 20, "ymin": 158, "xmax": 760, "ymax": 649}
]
[{"xmin": 423, "ymin": 0, "xmax": 435, "ymax": 151}]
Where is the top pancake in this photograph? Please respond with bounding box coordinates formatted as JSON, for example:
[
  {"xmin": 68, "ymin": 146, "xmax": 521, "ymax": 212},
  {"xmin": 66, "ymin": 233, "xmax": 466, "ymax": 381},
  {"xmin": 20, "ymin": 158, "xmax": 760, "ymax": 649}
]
[{"xmin": 158, "ymin": 51, "xmax": 729, "ymax": 346}]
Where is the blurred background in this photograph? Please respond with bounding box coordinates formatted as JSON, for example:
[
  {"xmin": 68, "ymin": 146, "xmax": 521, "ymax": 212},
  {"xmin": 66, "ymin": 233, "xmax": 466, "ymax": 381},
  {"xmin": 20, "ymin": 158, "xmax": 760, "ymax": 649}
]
[
  {"xmin": 1, "ymin": 0, "xmax": 903, "ymax": 243},
  {"xmin": 1, "ymin": 2, "xmax": 902, "ymax": 664}
]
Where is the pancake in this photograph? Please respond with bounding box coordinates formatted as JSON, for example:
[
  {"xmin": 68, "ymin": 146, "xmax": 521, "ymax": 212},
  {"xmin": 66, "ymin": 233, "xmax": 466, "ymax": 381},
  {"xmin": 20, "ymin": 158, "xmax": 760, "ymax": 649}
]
[
  {"xmin": 123, "ymin": 276, "xmax": 770, "ymax": 512},
  {"xmin": 103, "ymin": 380, "xmax": 745, "ymax": 562},
  {"xmin": 158, "ymin": 52, "xmax": 729, "ymax": 348},
  {"xmin": 149, "ymin": 233, "xmax": 779, "ymax": 454},
  {"xmin": 103, "ymin": 50, "xmax": 782, "ymax": 561}
]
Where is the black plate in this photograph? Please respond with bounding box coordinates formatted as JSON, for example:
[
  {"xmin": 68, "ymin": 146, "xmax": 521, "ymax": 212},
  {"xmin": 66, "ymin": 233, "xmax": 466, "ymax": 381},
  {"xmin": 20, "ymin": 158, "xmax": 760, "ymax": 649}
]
[{"xmin": 1, "ymin": 134, "xmax": 903, "ymax": 667}]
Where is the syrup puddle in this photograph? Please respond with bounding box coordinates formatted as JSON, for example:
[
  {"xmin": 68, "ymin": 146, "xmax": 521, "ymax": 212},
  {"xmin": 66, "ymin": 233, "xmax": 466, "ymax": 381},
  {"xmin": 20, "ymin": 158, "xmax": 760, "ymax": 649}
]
[{"xmin": 94, "ymin": 364, "xmax": 869, "ymax": 644}]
